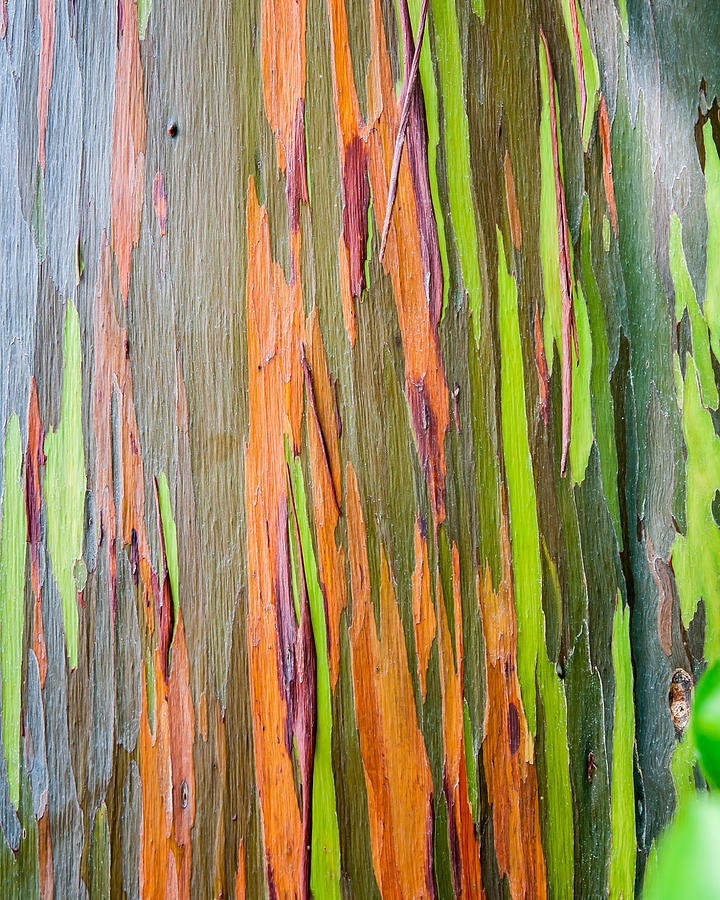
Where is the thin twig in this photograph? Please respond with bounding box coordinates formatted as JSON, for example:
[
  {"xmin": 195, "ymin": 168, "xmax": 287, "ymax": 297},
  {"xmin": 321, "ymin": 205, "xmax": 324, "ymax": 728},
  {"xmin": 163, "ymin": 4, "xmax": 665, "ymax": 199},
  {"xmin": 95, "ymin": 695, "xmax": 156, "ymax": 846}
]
[{"xmin": 378, "ymin": 0, "xmax": 429, "ymax": 263}]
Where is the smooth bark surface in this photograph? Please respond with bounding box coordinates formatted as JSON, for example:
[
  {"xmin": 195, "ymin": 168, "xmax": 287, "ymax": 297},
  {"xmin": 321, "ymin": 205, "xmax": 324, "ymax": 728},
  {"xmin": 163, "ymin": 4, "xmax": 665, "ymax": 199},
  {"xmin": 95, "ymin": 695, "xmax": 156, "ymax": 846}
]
[{"xmin": 0, "ymin": 0, "xmax": 718, "ymax": 896}]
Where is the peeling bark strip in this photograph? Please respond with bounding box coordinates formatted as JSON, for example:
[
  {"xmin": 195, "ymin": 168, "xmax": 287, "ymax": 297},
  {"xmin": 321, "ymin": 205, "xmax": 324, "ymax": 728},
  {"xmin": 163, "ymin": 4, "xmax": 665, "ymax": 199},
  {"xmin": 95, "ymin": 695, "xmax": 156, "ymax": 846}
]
[
  {"xmin": 245, "ymin": 180, "xmax": 307, "ymax": 897},
  {"xmin": 480, "ymin": 505, "xmax": 546, "ymax": 899},
  {"xmin": 304, "ymin": 308, "xmax": 346, "ymax": 691},
  {"xmin": 504, "ymin": 150, "xmax": 523, "ymax": 250},
  {"xmin": 301, "ymin": 345, "xmax": 340, "ymax": 514},
  {"xmin": 568, "ymin": 0, "xmax": 586, "ymax": 139},
  {"xmin": 534, "ymin": 302, "xmax": 550, "ymax": 425},
  {"xmin": 262, "ymin": 0, "xmax": 308, "ymax": 232},
  {"xmin": 25, "ymin": 380, "xmax": 47, "ymax": 685},
  {"xmin": 284, "ymin": 469, "xmax": 317, "ymax": 899},
  {"xmin": 347, "ymin": 464, "xmax": 436, "ymax": 896},
  {"xmin": 92, "ymin": 235, "xmax": 154, "ymax": 616},
  {"xmin": 366, "ymin": 0, "xmax": 449, "ymax": 523},
  {"xmin": 438, "ymin": 543, "xmax": 482, "ymax": 897},
  {"xmin": 37, "ymin": 0, "xmax": 55, "ymax": 172},
  {"xmin": 326, "ymin": 0, "xmax": 370, "ymax": 341},
  {"xmin": 152, "ymin": 170, "xmax": 168, "ymax": 235},
  {"xmin": 111, "ymin": 0, "xmax": 146, "ymax": 304},
  {"xmin": 598, "ymin": 94, "xmax": 618, "ymax": 236},
  {"xmin": 377, "ymin": 0, "xmax": 428, "ymax": 263},
  {"xmin": 412, "ymin": 516, "xmax": 436, "ymax": 701},
  {"xmin": 540, "ymin": 28, "xmax": 577, "ymax": 475},
  {"xmin": 392, "ymin": 0, "xmax": 443, "ymax": 327}
]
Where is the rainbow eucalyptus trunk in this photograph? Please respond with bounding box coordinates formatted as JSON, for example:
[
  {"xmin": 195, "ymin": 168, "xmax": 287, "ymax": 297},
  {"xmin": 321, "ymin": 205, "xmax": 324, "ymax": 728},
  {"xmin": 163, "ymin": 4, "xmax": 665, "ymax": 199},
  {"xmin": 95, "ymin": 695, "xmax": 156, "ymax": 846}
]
[{"xmin": 0, "ymin": 0, "xmax": 716, "ymax": 896}]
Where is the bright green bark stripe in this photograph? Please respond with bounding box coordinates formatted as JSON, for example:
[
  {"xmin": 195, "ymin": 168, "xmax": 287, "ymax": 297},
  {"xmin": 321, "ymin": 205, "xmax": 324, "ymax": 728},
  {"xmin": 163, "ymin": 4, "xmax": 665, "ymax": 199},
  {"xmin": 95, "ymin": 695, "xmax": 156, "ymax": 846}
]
[
  {"xmin": 569, "ymin": 278, "xmax": 592, "ymax": 485},
  {"xmin": 617, "ymin": 0, "xmax": 628, "ymax": 39},
  {"xmin": 609, "ymin": 597, "xmax": 636, "ymax": 900},
  {"xmin": 670, "ymin": 733, "xmax": 696, "ymax": 817},
  {"xmin": 157, "ymin": 473, "xmax": 180, "ymax": 641},
  {"xmin": 0, "ymin": 415, "xmax": 26, "ymax": 810},
  {"xmin": 408, "ymin": 0, "xmax": 450, "ymax": 318},
  {"xmin": 430, "ymin": 0, "xmax": 483, "ymax": 336},
  {"xmin": 498, "ymin": 230, "xmax": 573, "ymax": 886},
  {"xmin": 560, "ymin": 0, "xmax": 599, "ymax": 150},
  {"xmin": 138, "ymin": 0, "xmax": 151, "ymax": 40},
  {"xmin": 462, "ymin": 698, "xmax": 478, "ymax": 821},
  {"xmin": 45, "ymin": 299, "xmax": 85, "ymax": 670},
  {"xmin": 672, "ymin": 357, "xmax": 720, "ymax": 658},
  {"xmin": 497, "ymin": 229, "xmax": 541, "ymax": 734},
  {"xmin": 704, "ymin": 120, "xmax": 720, "ymax": 365},
  {"xmin": 471, "ymin": 0, "xmax": 484, "ymax": 22},
  {"xmin": 287, "ymin": 455, "xmax": 341, "ymax": 900},
  {"xmin": 537, "ymin": 651, "xmax": 573, "ymax": 900},
  {"xmin": 538, "ymin": 41, "xmax": 564, "ymax": 376},
  {"xmin": 669, "ymin": 212, "xmax": 718, "ymax": 409},
  {"xmin": 581, "ymin": 198, "xmax": 621, "ymax": 537}
]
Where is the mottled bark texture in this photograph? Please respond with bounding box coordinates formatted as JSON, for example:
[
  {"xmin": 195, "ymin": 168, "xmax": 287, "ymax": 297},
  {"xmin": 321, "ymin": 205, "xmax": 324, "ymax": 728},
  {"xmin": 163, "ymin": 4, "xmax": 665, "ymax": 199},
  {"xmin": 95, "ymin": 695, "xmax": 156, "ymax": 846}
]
[{"xmin": 0, "ymin": 0, "xmax": 717, "ymax": 897}]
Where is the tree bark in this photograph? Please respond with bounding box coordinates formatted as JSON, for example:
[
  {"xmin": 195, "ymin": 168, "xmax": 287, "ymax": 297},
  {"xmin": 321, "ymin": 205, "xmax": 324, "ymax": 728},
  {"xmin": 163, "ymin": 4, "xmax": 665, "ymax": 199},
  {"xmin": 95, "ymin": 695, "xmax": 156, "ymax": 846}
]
[{"xmin": 0, "ymin": 0, "xmax": 716, "ymax": 897}]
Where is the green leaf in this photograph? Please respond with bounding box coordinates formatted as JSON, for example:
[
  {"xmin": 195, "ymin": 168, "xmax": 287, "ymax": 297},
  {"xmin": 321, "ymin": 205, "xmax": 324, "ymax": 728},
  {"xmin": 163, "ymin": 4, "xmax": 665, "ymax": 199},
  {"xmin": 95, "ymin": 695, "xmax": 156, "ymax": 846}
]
[{"xmin": 643, "ymin": 795, "xmax": 720, "ymax": 900}]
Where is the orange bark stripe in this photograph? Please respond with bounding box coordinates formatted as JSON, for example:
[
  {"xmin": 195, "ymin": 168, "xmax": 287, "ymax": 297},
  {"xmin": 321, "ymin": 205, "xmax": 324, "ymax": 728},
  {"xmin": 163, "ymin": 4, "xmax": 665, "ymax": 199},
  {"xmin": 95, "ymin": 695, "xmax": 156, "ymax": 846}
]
[
  {"xmin": 347, "ymin": 463, "xmax": 435, "ymax": 897},
  {"xmin": 110, "ymin": 0, "xmax": 147, "ymax": 305},
  {"xmin": 168, "ymin": 611, "xmax": 195, "ymax": 897},
  {"xmin": 245, "ymin": 178, "xmax": 307, "ymax": 897},
  {"xmin": 235, "ymin": 840, "xmax": 246, "ymax": 900},
  {"xmin": 479, "ymin": 504, "xmax": 546, "ymax": 899},
  {"xmin": 137, "ymin": 620, "xmax": 195, "ymax": 899},
  {"xmin": 262, "ymin": 0, "xmax": 308, "ymax": 230},
  {"xmin": 139, "ymin": 650, "xmax": 174, "ymax": 900},
  {"xmin": 37, "ymin": 0, "xmax": 55, "ymax": 172}
]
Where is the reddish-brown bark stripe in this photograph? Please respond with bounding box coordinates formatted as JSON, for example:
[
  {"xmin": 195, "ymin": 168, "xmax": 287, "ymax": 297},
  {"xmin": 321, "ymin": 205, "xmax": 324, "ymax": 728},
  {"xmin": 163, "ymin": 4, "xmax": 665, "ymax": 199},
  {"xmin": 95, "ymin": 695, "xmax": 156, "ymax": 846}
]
[
  {"xmin": 504, "ymin": 150, "xmax": 523, "ymax": 250},
  {"xmin": 540, "ymin": 28, "xmax": 577, "ymax": 476},
  {"xmin": 534, "ymin": 302, "xmax": 550, "ymax": 425},
  {"xmin": 598, "ymin": 93, "xmax": 618, "ymax": 236},
  {"xmin": 341, "ymin": 136, "xmax": 371, "ymax": 300},
  {"xmin": 568, "ymin": 0, "xmax": 586, "ymax": 137}
]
